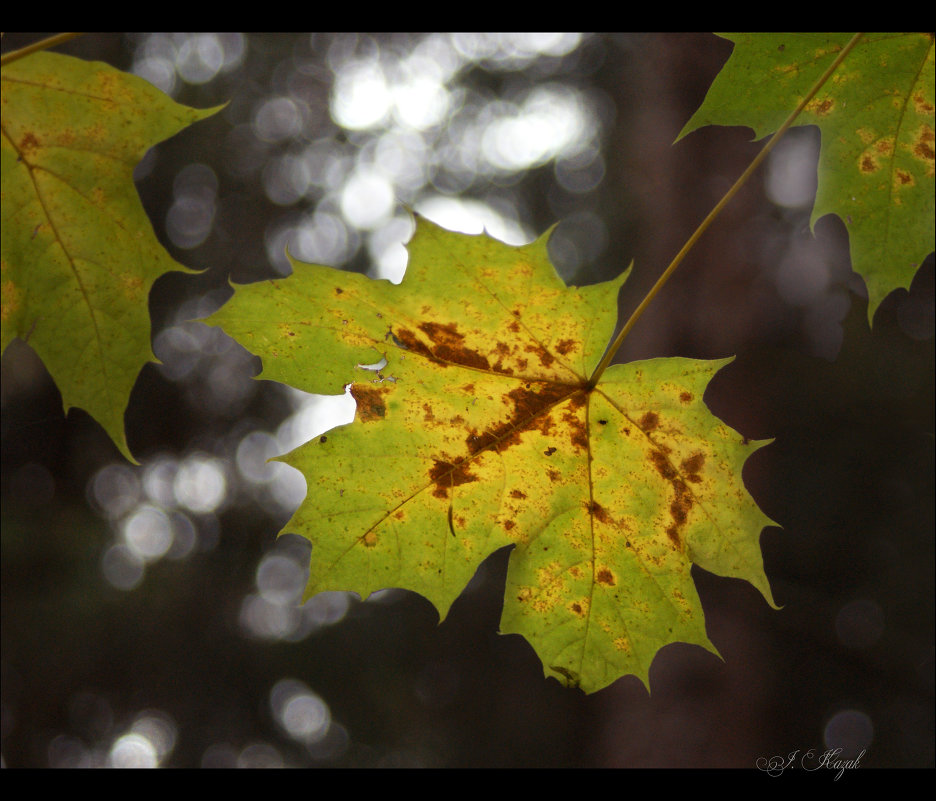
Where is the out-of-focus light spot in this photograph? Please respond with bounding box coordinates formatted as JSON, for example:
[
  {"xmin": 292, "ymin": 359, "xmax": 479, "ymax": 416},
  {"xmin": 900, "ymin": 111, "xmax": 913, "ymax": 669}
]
[
  {"xmin": 803, "ymin": 292, "xmax": 849, "ymax": 360},
  {"xmin": 331, "ymin": 60, "xmax": 392, "ymax": 130},
  {"xmin": 305, "ymin": 592, "xmax": 351, "ymax": 627},
  {"xmin": 270, "ymin": 679, "xmax": 331, "ymax": 744},
  {"xmin": 555, "ymin": 148, "xmax": 605, "ymax": 194},
  {"xmin": 290, "ymin": 211, "xmax": 353, "ymax": 266},
  {"xmin": 237, "ymin": 743, "xmax": 284, "ymax": 769},
  {"xmin": 89, "ymin": 464, "xmax": 141, "ymax": 520},
  {"xmin": 392, "ymin": 74, "xmax": 450, "ymax": 130},
  {"xmin": 263, "ymin": 152, "xmax": 311, "ymax": 206},
  {"xmin": 824, "ymin": 709, "xmax": 874, "ymax": 758},
  {"xmin": 223, "ymin": 123, "xmax": 270, "ymax": 180},
  {"xmin": 240, "ymin": 594, "xmax": 306, "ymax": 640},
  {"xmin": 547, "ymin": 211, "xmax": 609, "ymax": 279},
  {"xmin": 368, "ymin": 215, "xmax": 414, "ymax": 283},
  {"xmin": 101, "ymin": 544, "xmax": 145, "ymax": 590},
  {"xmin": 254, "ymin": 96, "xmax": 305, "ymax": 143},
  {"xmin": 236, "ymin": 431, "xmax": 280, "ymax": 484},
  {"xmin": 108, "ymin": 732, "xmax": 159, "ymax": 768},
  {"xmin": 132, "ymin": 57, "xmax": 177, "ymax": 95},
  {"xmin": 130, "ymin": 711, "xmax": 177, "ymax": 761},
  {"xmin": 167, "ymin": 163, "xmax": 218, "ymax": 250},
  {"xmin": 201, "ymin": 743, "xmax": 239, "ymax": 768},
  {"xmin": 415, "ymin": 195, "xmax": 530, "ymax": 246},
  {"xmin": 265, "ymin": 463, "xmax": 308, "ymax": 515},
  {"xmin": 48, "ymin": 734, "xmax": 95, "ymax": 768},
  {"xmin": 173, "ymin": 454, "xmax": 227, "ymax": 514},
  {"xmin": 774, "ymin": 239, "xmax": 830, "ymax": 307},
  {"xmin": 276, "ymin": 389, "xmax": 357, "ymax": 454},
  {"xmin": 835, "ymin": 599, "xmax": 885, "ymax": 649},
  {"xmin": 237, "ymin": 742, "xmax": 284, "ymax": 768},
  {"xmin": 450, "ymin": 32, "xmax": 582, "ymax": 65},
  {"xmin": 176, "ymin": 34, "xmax": 225, "ymax": 85},
  {"xmin": 216, "ymin": 33, "xmax": 246, "ymax": 72},
  {"xmin": 166, "ymin": 511, "xmax": 198, "ymax": 559},
  {"xmin": 374, "ymin": 131, "xmax": 429, "ymax": 192},
  {"xmin": 340, "ymin": 168, "xmax": 395, "ymax": 230},
  {"xmin": 153, "ymin": 323, "xmax": 208, "ymax": 381},
  {"xmin": 257, "ymin": 554, "xmax": 306, "ymax": 605},
  {"xmin": 167, "ymin": 196, "xmax": 215, "ymax": 249},
  {"xmin": 481, "ymin": 85, "xmax": 592, "ymax": 171},
  {"xmin": 122, "ymin": 505, "xmax": 173, "ymax": 561},
  {"xmin": 142, "ymin": 456, "xmax": 179, "ymax": 508},
  {"xmin": 766, "ymin": 129, "xmax": 819, "ymax": 209}
]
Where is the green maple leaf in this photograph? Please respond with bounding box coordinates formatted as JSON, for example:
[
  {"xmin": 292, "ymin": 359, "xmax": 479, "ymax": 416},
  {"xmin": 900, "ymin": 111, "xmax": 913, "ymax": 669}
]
[
  {"xmin": 209, "ymin": 217, "xmax": 777, "ymax": 693},
  {"xmin": 679, "ymin": 33, "xmax": 935, "ymax": 323},
  {"xmin": 1, "ymin": 51, "xmax": 218, "ymax": 460}
]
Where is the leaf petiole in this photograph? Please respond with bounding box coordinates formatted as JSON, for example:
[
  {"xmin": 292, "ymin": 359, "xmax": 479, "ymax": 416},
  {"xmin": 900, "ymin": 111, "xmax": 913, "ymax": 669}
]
[
  {"xmin": 0, "ymin": 33, "xmax": 84, "ymax": 67},
  {"xmin": 586, "ymin": 32, "xmax": 865, "ymax": 389}
]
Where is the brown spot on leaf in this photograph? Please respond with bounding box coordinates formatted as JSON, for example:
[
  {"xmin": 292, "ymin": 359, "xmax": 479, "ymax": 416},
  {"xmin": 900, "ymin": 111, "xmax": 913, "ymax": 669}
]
[
  {"xmin": 649, "ymin": 450, "xmax": 677, "ymax": 481},
  {"xmin": 639, "ymin": 411, "xmax": 659, "ymax": 432},
  {"xmin": 860, "ymin": 154, "xmax": 878, "ymax": 173},
  {"xmin": 679, "ymin": 391, "xmax": 693, "ymax": 404},
  {"xmin": 913, "ymin": 93, "xmax": 934, "ymax": 115},
  {"xmin": 510, "ymin": 489, "xmax": 527, "ymax": 499},
  {"xmin": 570, "ymin": 602, "xmax": 584, "ymax": 616},
  {"xmin": 429, "ymin": 457, "xmax": 478, "ymax": 499},
  {"xmin": 362, "ymin": 531, "xmax": 378, "ymax": 548},
  {"xmin": 555, "ymin": 339, "xmax": 575, "ymax": 355},
  {"xmin": 544, "ymin": 446, "xmax": 557, "ymax": 456},
  {"xmin": 334, "ymin": 287, "xmax": 344, "ymax": 295},
  {"xmin": 466, "ymin": 382, "xmax": 574, "ymax": 455},
  {"xmin": 419, "ymin": 321, "xmax": 492, "ymax": 371},
  {"xmin": 596, "ymin": 568, "xmax": 615, "ymax": 586},
  {"xmin": 913, "ymin": 125, "xmax": 935, "ymax": 165},
  {"xmin": 665, "ymin": 525, "xmax": 681, "ymax": 548},
  {"xmin": 504, "ymin": 519, "xmax": 516, "ymax": 530},
  {"xmin": 526, "ymin": 342, "xmax": 555, "ymax": 367},
  {"xmin": 665, "ymin": 479, "xmax": 693, "ymax": 550},
  {"xmin": 587, "ymin": 501, "xmax": 611, "ymax": 525},
  {"xmin": 351, "ymin": 385, "xmax": 390, "ymax": 422},
  {"xmin": 680, "ymin": 452, "xmax": 705, "ymax": 479},
  {"xmin": 806, "ymin": 97, "xmax": 834, "ymax": 116},
  {"xmin": 19, "ymin": 132, "xmax": 40, "ymax": 155},
  {"xmin": 895, "ymin": 169, "xmax": 914, "ymax": 187},
  {"xmin": 547, "ymin": 468, "xmax": 561, "ymax": 483},
  {"xmin": 393, "ymin": 327, "xmax": 436, "ymax": 361}
]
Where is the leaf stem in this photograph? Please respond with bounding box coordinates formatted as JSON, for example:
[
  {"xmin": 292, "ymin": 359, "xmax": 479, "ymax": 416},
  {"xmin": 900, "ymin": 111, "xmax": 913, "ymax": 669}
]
[
  {"xmin": 586, "ymin": 32, "xmax": 865, "ymax": 389},
  {"xmin": 0, "ymin": 33, "xmax": 84, "ymax": 67}
]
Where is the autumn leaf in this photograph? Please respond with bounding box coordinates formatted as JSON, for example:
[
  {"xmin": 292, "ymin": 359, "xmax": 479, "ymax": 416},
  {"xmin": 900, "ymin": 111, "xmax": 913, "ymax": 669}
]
[
  {"xmin": 0, "ymin": 51, "xmax": 218, "ymax": 460},
  {"xmin": 208, "ymin": 217, "xmax": 777, "ymax": 693},
  {"xmin": 679, "ymin": 33, "xmax": 935, "ymax": 323}
]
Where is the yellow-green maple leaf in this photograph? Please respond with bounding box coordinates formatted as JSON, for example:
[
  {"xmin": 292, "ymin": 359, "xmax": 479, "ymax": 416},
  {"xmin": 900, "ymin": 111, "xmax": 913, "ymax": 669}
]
[
  {"xmin": 1, "ymin": 51, "xmax": 218, "ymax": 460},
  {"xmin": 209, "ymin": 217, "xmax": 777, "ymax": 693},
  {"xmin": 680, "ymin": 33, "xmax": 935, "ymax": 323}
]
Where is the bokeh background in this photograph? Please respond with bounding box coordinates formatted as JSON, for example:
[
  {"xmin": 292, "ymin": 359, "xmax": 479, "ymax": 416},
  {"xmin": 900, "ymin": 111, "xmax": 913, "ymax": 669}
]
[{"xmin": 1, "ymin": 32, "xmax": 933, "ymax": 769}]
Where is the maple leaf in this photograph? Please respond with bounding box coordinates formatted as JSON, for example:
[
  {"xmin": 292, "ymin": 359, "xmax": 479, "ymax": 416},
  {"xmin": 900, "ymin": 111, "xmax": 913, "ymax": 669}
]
[
  {"xmin": 679, "ymin": 32, "xmax": 935, "ymax": 323},
  {"xmin": 208, "ymin": 217, "xmax": 777, "ymax": 693},
  {"xmin": 0, "ymin": 51, "xmax": 218, "ymax": 460}
]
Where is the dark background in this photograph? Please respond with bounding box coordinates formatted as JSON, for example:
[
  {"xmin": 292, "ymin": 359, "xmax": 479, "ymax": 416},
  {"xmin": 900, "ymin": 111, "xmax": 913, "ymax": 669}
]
[{"xmin": 1, "ymin": 32, "xmax": 933, "ymax": 768}]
